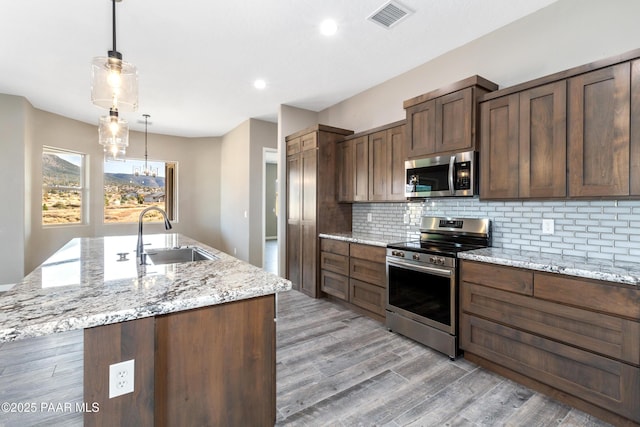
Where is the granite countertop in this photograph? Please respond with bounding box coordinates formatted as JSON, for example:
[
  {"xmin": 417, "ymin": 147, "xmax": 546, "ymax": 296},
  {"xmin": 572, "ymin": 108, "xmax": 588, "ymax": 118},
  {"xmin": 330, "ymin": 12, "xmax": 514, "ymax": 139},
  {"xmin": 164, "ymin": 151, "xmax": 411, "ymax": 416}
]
[
  {"xmin": 0, "ymin": 233, "xmax": 291, "ymax": 343},
  {"xmin": 319, "ymin": 232, "xmax": 406, "ymax": 248},
  {"xmin": 458, "ymin": 247, "xmax": 640, "ymax": 287}
]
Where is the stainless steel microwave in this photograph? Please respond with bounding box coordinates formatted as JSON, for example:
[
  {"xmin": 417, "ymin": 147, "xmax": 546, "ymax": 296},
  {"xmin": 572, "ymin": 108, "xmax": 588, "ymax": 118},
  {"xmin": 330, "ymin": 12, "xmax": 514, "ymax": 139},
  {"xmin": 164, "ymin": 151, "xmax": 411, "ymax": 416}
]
[{"xmin": 405, "ymin": 150, "xmax": 477, "ymax": 198}]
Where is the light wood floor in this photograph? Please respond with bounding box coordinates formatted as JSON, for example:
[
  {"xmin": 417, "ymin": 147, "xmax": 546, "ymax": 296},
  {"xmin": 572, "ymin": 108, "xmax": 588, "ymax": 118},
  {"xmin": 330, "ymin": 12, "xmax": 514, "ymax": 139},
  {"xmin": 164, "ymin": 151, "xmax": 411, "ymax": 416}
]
[{"xmin": 0, "ymin": 289, "xmax": 613, "ymax": 426}]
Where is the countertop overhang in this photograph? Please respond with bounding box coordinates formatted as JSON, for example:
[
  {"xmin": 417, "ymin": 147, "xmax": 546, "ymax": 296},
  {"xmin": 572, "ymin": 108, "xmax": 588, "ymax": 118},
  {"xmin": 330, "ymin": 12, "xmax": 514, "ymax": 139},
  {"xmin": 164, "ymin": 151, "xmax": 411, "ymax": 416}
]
[{"xmin": 0, "ymin": 234, "xmax": 291, "ymax": 343}]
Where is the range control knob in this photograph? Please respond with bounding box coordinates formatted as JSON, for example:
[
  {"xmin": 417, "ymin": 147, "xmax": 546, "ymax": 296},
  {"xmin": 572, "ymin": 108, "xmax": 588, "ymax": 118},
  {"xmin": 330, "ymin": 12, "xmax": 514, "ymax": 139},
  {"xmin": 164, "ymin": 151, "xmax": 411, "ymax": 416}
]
[
  {"xmin": 392, "ymin": 250, "xmax": 405, "ymax": 257},
  {"xmin": 429, "ymin": 256, "xmax": 436, "ymax": 264},
  {"xmin": 437, "ymin": 257, "xmax": 445, "ymax": 265},
  {"xmin": 412, "ymin": 253, "xmax": 420, "ymax": 261}
]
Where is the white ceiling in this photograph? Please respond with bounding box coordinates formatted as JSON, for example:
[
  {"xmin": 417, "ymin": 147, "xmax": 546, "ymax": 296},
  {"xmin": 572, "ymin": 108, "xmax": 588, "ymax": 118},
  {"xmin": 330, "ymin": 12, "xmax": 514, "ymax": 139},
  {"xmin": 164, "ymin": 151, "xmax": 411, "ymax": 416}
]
[{"xmin": 0, "ymin": 0, "xmax": 558, "ymax": 137}]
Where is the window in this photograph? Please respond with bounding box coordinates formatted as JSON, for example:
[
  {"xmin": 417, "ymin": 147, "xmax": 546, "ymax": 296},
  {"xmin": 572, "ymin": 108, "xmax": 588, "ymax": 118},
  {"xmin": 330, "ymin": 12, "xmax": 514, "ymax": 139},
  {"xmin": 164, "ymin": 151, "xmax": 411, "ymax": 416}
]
[
  {"xmin": 104, "ymin": 158, "xmax": 177, "ymax": 223},
  {"xmin": 42, "ymin": 147, "xmax": 87, "ymax": 225}
]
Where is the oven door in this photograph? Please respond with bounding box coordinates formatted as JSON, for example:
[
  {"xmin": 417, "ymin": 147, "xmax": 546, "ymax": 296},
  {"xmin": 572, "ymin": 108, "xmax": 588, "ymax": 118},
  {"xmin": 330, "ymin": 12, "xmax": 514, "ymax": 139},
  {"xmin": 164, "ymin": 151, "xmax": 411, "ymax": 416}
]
[{"xmin": 386, "ymin": 257, "xmax": 456, "ymax": 334}]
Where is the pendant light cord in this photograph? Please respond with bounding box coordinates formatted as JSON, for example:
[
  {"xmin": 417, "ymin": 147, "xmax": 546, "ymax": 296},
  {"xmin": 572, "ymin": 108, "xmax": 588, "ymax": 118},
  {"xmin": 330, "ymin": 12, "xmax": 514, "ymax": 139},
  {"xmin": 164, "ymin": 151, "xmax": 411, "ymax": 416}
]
[{"xmin": 111, "ymin": 0, "xmax": 117, "ymax": 53}]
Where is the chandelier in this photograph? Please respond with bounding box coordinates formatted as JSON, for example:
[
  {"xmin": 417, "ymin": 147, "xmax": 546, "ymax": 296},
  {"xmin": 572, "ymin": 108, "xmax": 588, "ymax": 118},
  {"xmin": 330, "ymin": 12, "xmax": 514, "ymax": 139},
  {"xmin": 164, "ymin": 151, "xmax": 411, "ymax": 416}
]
[
  {"xmin": 134, "ymin": 114, "xmax": 158, "ymax": 177},
  {"xmin": 92, "ymin": 0, "xmax": 138, "ymax": 158}
]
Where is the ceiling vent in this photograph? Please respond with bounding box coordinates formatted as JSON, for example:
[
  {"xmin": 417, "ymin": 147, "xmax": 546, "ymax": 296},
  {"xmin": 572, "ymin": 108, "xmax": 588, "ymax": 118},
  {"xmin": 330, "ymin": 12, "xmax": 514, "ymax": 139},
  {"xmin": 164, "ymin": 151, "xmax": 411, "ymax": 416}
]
[{"xmin": 368, "ymin": 1, "xmax": 413, "ymax": 29}]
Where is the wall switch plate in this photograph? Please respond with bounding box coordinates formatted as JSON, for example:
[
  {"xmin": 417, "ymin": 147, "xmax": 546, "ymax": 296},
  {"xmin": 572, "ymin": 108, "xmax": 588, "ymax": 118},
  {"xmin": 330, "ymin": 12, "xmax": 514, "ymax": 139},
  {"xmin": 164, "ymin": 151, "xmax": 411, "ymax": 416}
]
[
  {"xmin": 542, "ymin": 219, "xmax": 555, "ymax": 235},
  {"xmin": 109, "ymin": 359, "xmax": 135, "ymax": 398},
  {"xmin": 367, "ymin": 213, "xmax": 373, "ymax": 222}
]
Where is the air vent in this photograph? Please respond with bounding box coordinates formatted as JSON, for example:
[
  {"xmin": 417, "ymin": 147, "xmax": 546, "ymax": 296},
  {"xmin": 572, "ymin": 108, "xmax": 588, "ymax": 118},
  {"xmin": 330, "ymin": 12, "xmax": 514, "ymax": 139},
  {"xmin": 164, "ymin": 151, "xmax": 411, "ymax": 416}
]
[{"xmin": 368, "ymin": 1, "xmax": 413, "ymax": 29}]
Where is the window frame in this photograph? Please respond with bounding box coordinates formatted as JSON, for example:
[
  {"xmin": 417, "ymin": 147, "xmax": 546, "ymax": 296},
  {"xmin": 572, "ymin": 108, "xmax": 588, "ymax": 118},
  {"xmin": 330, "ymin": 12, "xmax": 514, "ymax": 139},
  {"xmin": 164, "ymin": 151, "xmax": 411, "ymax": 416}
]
[
  {"xmin": 102, "ymin": 157, "xmax": 177, "ymax": 224},
  {"xmin": 41, "ymin": 146, "xmax": 88, "ymax": 227}
]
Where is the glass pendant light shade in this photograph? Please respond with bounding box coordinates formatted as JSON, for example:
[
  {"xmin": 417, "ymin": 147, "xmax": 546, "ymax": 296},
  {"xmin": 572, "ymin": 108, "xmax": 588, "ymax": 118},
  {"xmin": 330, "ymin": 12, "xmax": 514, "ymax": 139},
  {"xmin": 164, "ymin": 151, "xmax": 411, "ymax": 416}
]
[
  {"xmin": 91, "ymin": 54, "xmax": 138, "ymax": 111},
  {"xmin": 99, "ymin": 109, "xmax": 129, "ymax": 160}
]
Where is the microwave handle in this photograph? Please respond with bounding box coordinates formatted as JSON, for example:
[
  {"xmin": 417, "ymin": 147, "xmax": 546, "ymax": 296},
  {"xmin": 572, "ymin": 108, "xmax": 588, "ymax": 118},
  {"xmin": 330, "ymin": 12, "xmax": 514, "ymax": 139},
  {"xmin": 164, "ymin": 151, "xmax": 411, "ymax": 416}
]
[{"xmin": 448, "ymin": 155, "xmax": 455, "ymax": 195}]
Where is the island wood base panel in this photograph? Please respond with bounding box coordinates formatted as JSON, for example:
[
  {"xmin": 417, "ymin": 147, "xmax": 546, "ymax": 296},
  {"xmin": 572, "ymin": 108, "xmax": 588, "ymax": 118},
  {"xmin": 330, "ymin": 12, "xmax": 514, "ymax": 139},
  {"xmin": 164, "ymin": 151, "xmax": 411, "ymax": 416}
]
[
  {"xmin": 463, "ymin": 352, "xmax": 640, "ymax": 427},
  {"xmin": 84, "ymin": 295, "xmax": 275, "ymax": 426}
]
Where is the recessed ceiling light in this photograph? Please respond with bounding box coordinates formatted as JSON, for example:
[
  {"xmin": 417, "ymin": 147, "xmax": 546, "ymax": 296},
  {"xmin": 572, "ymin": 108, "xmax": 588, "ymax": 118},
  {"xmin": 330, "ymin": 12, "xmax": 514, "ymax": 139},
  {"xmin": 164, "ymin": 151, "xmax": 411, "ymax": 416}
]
[
  {"xmin": 320, "ymin": 19, "xmax": 338, "ymax": 36},
  {"xmin": 254, "ymin": 79, "xmax": 267, "ymax": 90}
]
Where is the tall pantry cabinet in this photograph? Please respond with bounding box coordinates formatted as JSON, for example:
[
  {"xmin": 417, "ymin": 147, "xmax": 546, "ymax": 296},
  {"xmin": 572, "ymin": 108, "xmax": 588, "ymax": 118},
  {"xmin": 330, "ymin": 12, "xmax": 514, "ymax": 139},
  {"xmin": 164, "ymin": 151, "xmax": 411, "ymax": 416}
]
[{"xmin": 286, "ymin": 125, "xmax": 353, "ymax": 298}]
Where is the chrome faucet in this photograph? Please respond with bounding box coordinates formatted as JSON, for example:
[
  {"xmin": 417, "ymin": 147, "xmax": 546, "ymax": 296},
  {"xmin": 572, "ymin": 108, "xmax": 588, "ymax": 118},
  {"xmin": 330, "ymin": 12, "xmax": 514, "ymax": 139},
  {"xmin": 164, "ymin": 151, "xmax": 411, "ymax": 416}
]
[{"xmin": 137, "ymin": 206, "xmax": 172, "ymax": 264}]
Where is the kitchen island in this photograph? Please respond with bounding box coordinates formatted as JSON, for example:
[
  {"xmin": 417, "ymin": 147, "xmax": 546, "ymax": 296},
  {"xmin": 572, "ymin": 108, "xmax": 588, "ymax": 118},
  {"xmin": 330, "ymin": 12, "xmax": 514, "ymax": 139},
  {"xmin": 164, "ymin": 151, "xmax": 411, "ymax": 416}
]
[{"xmin": 0, "ymin": 233, "xmax": 291, "ymax": 426}]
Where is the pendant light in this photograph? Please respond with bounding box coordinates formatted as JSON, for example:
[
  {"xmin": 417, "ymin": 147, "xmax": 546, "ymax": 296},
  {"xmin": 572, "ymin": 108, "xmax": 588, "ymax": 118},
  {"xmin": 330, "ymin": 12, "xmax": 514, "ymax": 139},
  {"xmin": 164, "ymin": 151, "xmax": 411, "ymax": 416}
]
[
  {"xmin": 99, "ymin": 108, "xmax": 129, "ymax": 160},
  {"xmin": 91, "ymin": 0, "xmax": 138, "ymax": 112},
  {"xmin": 133, "ymin": 114, "xmax": 157, "ymax": 177}
]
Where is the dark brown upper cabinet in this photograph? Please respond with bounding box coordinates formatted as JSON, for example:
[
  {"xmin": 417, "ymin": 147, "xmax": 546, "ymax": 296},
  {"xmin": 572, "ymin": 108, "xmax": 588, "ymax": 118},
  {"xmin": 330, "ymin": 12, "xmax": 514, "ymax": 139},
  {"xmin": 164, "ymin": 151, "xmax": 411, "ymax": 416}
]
[
  {"xmin": 480, "ymin": 82, "xmax": 567, "ymax": 199},
  {"xmin": 403, "ymin": 76, "xmax": 498, "ymax": 158},
  {"xmin": 479, "ymin": 48, "xmax": 640, "ymax": 200},
  {"xmin": 338, "ymin": 121, "xmax": 406, "ymax": 203},
  {"xmin": 568, "ymin": 63, "xmax": 630, "ymax": 197}
]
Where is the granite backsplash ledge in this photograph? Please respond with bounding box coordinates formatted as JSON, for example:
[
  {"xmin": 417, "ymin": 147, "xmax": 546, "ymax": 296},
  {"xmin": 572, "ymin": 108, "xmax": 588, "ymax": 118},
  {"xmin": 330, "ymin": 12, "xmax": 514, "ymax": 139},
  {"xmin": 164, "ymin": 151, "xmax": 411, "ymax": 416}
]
[{"xmin": 352, "ymin": 199, "xmax": 640, "ymax": 263}]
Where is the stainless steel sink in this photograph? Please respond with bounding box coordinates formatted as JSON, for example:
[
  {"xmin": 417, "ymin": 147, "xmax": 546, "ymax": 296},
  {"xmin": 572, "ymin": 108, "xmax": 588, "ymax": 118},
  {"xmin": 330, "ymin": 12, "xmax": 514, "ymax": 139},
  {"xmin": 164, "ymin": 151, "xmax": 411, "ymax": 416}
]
[{"xmin": 145, "ymin": 247, "xmax": 218, "ymax": 265}]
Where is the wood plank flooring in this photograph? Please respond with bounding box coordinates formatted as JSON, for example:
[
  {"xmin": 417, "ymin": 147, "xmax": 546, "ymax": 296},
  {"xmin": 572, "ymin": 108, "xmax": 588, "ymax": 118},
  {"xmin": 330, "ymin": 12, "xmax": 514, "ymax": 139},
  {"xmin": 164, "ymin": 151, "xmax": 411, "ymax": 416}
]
[{"xmin": 0, "ymin": 289, "xmax": 613, "ymax": 426}]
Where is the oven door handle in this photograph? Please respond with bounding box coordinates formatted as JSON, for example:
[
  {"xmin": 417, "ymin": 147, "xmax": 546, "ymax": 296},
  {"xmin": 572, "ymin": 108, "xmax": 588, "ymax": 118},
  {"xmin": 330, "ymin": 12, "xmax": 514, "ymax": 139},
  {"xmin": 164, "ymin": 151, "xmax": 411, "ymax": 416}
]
[{"xmin": 387, "ymin": 259, "xmax": 452, "ymax": 277}]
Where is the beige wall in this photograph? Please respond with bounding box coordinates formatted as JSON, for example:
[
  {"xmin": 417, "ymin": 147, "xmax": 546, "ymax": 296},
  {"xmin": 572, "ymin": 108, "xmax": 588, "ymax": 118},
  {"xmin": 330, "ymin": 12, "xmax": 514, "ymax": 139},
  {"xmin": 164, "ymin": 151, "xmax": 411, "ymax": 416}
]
[
  {"xmin": 249, "ymin": 119, "xmax": 277, "ymax": 266},
  {"xmin": 318, "ymin": 0, "xmax": 640, "ymax": 133},
  {"xmin": 220, "ymin": 119, "xmax": 250, "ymax": 260},
  {"xmin": 265, "ymin": 163, "xmax": 277, "ymax": 238},
  {"xmin": 0, "ymin": 94, "xmax": 29, "ymax": 284},
  {"xmin": 219, "ymin": 118, "xmax": 277, "ymax": 266}
]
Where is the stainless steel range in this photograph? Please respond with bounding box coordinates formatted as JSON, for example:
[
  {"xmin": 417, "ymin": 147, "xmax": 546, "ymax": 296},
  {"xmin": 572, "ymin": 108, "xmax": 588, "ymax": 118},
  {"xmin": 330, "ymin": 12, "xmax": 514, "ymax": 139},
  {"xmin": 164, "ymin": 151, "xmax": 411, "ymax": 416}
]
[{"xmin": 386, "ymin": 216, "xmax": 491, "ymax": 359}]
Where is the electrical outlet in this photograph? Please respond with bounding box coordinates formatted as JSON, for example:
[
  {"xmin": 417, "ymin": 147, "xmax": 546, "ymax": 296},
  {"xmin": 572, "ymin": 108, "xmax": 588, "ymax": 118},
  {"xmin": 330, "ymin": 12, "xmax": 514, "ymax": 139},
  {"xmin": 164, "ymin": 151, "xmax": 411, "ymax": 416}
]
[
  {"xmin": 109, "ymin": 359, "xmax": 134, "ymax": 398},
  {"xmin": 367, "ymin": 213, "xmax": 373, "ymax": 222},
  {"xmin": 542, "ymin": 219, "xmax": 555, "ymax": 235},
  {"xmin": 403, "ymin": 214, "xmax": 410, "ymax": 224}
]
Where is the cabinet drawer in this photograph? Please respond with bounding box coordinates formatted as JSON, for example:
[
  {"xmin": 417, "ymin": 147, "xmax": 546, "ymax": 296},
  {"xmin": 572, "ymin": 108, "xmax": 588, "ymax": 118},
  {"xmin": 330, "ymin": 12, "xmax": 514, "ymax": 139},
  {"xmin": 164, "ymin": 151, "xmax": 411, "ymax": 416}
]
[
  {"xmin": 461, "ymin": 260, "xmax": 533, "ymax": 295},
  {"xmin": 461, "ymin": 282, "xmax": 640, "ymax": 365},
  {"xmin": 320, "ymin": 270, "xmax": 348, "ymax": 301},
  {"xmin": 350, "ymin": 279, "xmax": 385, "ymax": 316},
  {"xmin": 461, "ymin": 314, "xmax": 640, "ymax": 422},
  {"xmin": 350, "ymin": 258, "xmax": 385, "ymax": 287},
  {"xmin": 320, "ymin": 251, "xmax": 349, "ymax": 276},
  {"xmin": 350, "ymin": 243, "xmax": 386, "ymax": 264},
  {"xmin": 320, "ymin": 239, "xmax": 349, "ymax": 256},
  {"xmin": 534, "ymin": 273, "xmax": 640, "ymax": 320}
]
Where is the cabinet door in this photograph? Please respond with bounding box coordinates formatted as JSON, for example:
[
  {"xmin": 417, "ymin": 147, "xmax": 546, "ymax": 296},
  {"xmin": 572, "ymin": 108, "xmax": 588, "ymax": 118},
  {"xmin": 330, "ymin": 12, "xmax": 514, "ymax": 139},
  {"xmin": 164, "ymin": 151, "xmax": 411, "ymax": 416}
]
[
  {"xmin": 301, "ymin": 149, "xmax": 317, "ymax": 223},
  {"xmin": 286, "ymin": 154, "xmax": 301, "ymax": 289},
  {"xmin": 387, "ymin": 125, "xmax": 407, "ymax": 201},
  {"xmin": 519, "ymin": 81, "xmax": 567, "ymax": 198},
  {"xmin": 436, "ymin": 87, "xmax": 473, "ymax": 153},
  {"xmin": 300, "ymin": 149, "xmax": 318, "ymax": 297},
  {"xmin": 353, "ymin": 136, "xmax": 369, "ymax": 201},
  {"xmin": 480, "ymin": 94, "xmax": 520, "ymax": 199},
  {"xmin": 301, "ymin": 223, "xmax": 318, "ymax": 297},
  {"xmin": 630, "ymin": 60, "xmax": 640, "ymax": 195},
  {"xmin": 286, "ymin": 136, "xmax": 301, "ymax": 156},
  {"xmin": 286, "ymin": 223, "xmax": 300, "ymax": 291},
  {"xmin": 368, "ymin": 130, "xmax": 387, "ymax": 201},
  {"xmin": 337, "ymin": 140, "xmax": 355, "ymax": 202},
  {"xmin": 406, "ymin": 99, "xmax": 436, "ymax": 157},
  {"xmin": 568, "ymin": 63, "xmax": 630, "ymax": 197}
]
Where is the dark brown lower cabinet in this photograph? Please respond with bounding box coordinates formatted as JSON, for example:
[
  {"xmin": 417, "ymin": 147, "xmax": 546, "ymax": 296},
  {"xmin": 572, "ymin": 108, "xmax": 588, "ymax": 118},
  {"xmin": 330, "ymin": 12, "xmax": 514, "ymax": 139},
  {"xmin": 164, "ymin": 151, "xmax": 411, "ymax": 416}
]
[
  {"xmin": 320, "ymin": 238, "xmax": 386, "ymax": 321},
  {"xmin": 460, "ymin": 260, "xmax": 640, "ymax": 426},
  {"xmin": 84, "ymin": 295, "xmax": 276, "ymax": 427}
]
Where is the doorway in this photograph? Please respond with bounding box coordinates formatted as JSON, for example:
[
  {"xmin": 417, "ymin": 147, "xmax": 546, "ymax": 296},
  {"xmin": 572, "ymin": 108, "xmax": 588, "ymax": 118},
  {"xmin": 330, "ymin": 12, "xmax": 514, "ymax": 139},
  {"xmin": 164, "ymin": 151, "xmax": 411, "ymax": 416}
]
[{"xmin": 263, "ymin": 148, "xmax": 278, "ymax": 274}]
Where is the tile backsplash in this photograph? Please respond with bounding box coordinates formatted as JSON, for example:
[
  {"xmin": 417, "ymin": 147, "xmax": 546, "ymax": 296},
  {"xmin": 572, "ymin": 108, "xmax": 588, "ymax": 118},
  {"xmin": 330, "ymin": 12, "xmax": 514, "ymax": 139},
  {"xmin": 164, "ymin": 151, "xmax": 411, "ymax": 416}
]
[{"xmin": 352, "ymin": 199, "xmax": 640, "ymax": 262}]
